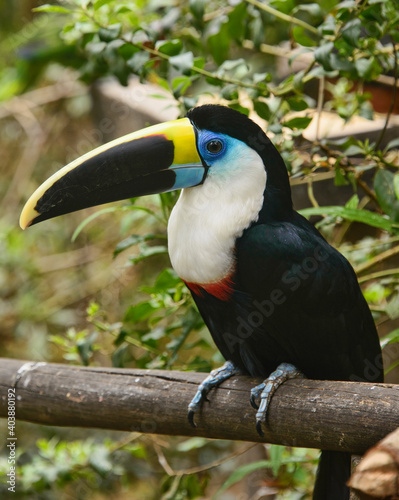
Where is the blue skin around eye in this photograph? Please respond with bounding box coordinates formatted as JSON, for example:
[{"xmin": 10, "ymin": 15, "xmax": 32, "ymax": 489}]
[
  {"xmin": 198, "ymin": 131, "xmax": 246, "ymax": 180},
  {"xmin": 197, "ymin": 131, "xmax": 229, "ymax": 164}
]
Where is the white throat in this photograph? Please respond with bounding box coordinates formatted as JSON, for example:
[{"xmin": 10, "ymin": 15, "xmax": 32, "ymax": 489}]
[{"xmin": 167, "ymin": 146, "xmax": 266, "ymax": 284}]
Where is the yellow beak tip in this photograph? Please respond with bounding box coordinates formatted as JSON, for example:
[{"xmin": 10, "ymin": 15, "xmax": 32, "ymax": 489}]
[
  {"xmin": 19, "ymin": 207, "xmax": 37, "ymax": 230},
  {"xmin": 19, "ymin": 218, "xmax": 29, "ymax": 230}
]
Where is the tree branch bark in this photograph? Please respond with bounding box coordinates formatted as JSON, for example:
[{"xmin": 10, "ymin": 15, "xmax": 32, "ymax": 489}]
[{"xmin": 0, "ymin": 358, "xmax": 398, "ymax": 454}]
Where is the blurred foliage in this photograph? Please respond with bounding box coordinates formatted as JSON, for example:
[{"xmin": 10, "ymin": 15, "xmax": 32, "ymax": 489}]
[{"xmin": 1, "ymin": 0, "xmax": 399, "ymax": 498}]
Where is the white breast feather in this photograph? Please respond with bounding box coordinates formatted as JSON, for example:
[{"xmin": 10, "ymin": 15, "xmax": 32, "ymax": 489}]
[{"xmin": 168, "ymin": 145, "xmax": 266, "ymax": 284}]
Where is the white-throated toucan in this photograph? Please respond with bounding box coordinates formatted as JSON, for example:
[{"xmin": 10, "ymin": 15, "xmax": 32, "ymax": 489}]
[{"xmin": 20, "ymin": 104, "xmax": 383, "ymax": 500}]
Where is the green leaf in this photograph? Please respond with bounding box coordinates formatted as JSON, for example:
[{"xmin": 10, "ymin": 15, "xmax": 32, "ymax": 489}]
[
  {"xmin": 364, "ymin": 282, "xmax": 389, "ymax": 305},
  {"xmin": 129, "ymin": 243, "xmax": 168, "ymax": 265},
  {"xmin": 287, "ymin": 97, "xmax": 308, "ymax": 112},
  {"xmin": 249, "ymin": 14, "xmax": 264, "ymax": 46},
  {"xmin": 337, "ymin": 0, "xmax": 356, "ymax": 8},
  {"xmin": 207, "ymin": 19, "xmax": 230, "ymax": 65},
  {"xmin": 86, "ymin": 41, "xmax": 106, "ymax": 55},
  {"xmin": 214, "ymin": 460, "xmax": 273, "ymax": 499},
  {"xmin": 155, "ymin": 39, "xmax": 183, "ymax": 56},
  {"xmin": 374, "ymin": 169, "xmax": 399, "ymax": 220},
  {"xmin": 189, "ymin": 0, "xmax": 206, "ymax": 20},
  {"xmin": 334, "ymin": 168, "xmax": 349, "ymax": 186},
  {"xmin": 219, "ymin": 58, "xmax": 248, "ymax": 79},
  {"xmin": 319, "ymin": 14, "xmax": 336, "ymax": 36},
  {"xmin": 113, "ymin": 234, "xmax": 163, "ymax": 257},
  {"xmin": 282, "ymin": 116, "xmax": 312, "ymax": 130},
  {"xmin": 127, "ymin": 51, "xmax": 150, "ymax": 73},
  {"xmin": 270, "ymin": 444, "xmax": 285, "ymax": 476},
  {"xmin": 344, "ymin": 144, "xmax": 365, "ymax": 156},
  {"xmin": 384, "ymin": 137, "xmax": 399, "ymax": 152},
  {"xmin": 385, "ymin": 358, "xmax": 399, "ymax": 375},
  {"xmin": 345, "ymin": 194, "xmax": 359, "ymax": 209},
  {"xmin": 254, "ymin": 100, "xmax": 271, "ymax": 121},
  {"xmin": 314, "ymin": 42, "xmax": 334, "ymax": 71},
  {"xmin": 292, "ymin": 26, "xmax": 317, "ymax": 47},
  {"xmin": 341, "ymin": 18, "xmax": 361, "ymax": 46},
  {"xmin": 115, "ymin": 5, "xmax": 133, "ymax": 14},
  {"xmin": 169, "ymin": 52, "xmax": 194, "ymax": 75},
  {"xmin": 87, "ymin": 301, "xmax": 100, "ymax": 317},
  {"xmin": 271, "ymin": 0, "xmax": 296, "ymax": 14},
  {"xmin": 153, "ymin": 268, "xmax": 181, "ymax": 292},
  {"xmin": 227, "ymin": 2, "xmax": 247, "ymax": 41},
  {"xmin": 94, "ymin": 0, "xmax": 114, "ymax": 9},
  {"xmin": 355, "ymin": 57, "xmax": 376, "ymax": 80},
  {"xmin": 294, "ymin": 3, "xmax": 322, "ymax": 17},
  {"xmin": 329, "ymin": 53, "xmax": 356, "ymax": 75},
  {"xmin": 33, "ymin": 4, "xmax": 74, "ymax": 13},
  {"xmin": 293, "ymin": 70, "xmax": 306, "ymax": 92},
  {"xmin": 205, "ymin": 75, "xmax": 224, "ymax": 87},
  {"xmin": 253, "ymin": 72, "xmax": 271, "ymax": 85},
  {"xmin": 117, "ymin": 42, "xmax": 140, "ymax": 60},
  {"xmin": 112, "ymin": 344, "xmax": 129, "ymax": 367},
  {"xmin": 193, "ymin": 56, "xmax": 205, "ymax": 70},
  {"xmin": 380, "ymin": 328, "xmax": 399, "ymax": 349},
  {"xmin": 98, "ymin": 24, "xmax": 122, "ymax": 42},
  {"xmin": 176, "ymin": 437, "xmax": 208, "ymax": 452},
  {"xmin": 228, "ymin": 102, "xmax": 250, "ymax": 116},
  {"xmin": 124, "ymin": 301, "xmax": 158, "ymax": 323},
  {"xmin": 172, "ymin": 76, "xmax": 192, "ymax": 97},
  {"xmin": 77, "ymin": 332, "xmax": 98, "ymax": 366},
  {"xmin": 221, "ymin": 84, "xmax": 239, "ymax": 101},
  {"xmin": 386, "ymin": 293, "xmax": 399, "ymax": 320},
  {"xmin": 299, "ymin": 206, "xmax": 399, "ymax": 233}
]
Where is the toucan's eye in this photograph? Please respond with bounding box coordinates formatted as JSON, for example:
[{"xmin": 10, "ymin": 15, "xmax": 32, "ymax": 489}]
[
  {"xmin": 206, "ymin": 140, "xmax": 223, "ymax": 154},
  {"xmin": 198, "ymin": 132, "xmax": 227, "ymax": 161}
]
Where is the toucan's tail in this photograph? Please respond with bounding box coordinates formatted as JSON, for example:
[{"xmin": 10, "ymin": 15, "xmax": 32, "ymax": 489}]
[{"xmin": 313, "ymin": 450, "xmax": 351, "ymax": 500}]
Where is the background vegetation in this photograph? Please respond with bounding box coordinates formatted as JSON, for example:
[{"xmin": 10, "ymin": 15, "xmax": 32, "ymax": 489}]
[{"xmin": 0, "ymin": 0, "xmax": 399, "ymax": 498}]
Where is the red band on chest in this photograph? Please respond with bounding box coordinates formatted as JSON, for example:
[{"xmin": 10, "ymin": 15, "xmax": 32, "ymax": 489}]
[{"xmin": 185, "ymin": 275, "xmax": 235, "ymax": 301}]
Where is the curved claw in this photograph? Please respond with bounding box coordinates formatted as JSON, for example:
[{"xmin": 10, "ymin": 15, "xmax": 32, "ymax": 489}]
[
  {"xmin": 256, "ymin": 420, "xmax": 264, "ymax": 437},
  {"xmin": 250, "ymin": 394, "xmax": 259, "ymax": 410},
  {"xmin": 188, "ymin": 409, "xmax": 197, "ymax": 428},
  {"xmin": 187, "ymin": 361, "xmax": 241, "ymax": 429},
  {"xmin": 250, "ymin": 382, "xmax": 265, "ymax": 410}
]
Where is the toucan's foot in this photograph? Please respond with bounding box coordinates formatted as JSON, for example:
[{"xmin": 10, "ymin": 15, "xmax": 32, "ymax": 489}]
[
  {"xmin": 251, "ymin": 362, "xmax": 305, "ymax": 437},
  {"xmin": 188, "ymin": 360, "xmax": 241, "ymax": 427}
]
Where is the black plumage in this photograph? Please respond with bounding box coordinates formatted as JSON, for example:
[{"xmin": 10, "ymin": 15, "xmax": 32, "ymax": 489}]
[{"xmin": 187, "ymin": 105, "xmax": 383, "ymax": 500}]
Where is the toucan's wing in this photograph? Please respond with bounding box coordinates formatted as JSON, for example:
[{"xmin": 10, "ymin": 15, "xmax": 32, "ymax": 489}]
[{"xmin": 235, "ymin": 214, "xmax": 383, "ymax": 383}]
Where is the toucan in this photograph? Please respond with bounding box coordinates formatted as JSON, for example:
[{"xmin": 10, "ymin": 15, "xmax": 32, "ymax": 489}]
[{"xmin": 20, "ymin": 104, "xmax": 383, "ymax": 499}]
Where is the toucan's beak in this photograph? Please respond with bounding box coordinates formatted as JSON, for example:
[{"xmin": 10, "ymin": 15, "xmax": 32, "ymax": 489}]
[{"xmin": 20, "ymin": 118, "xmax": 204, "ymax": 229}]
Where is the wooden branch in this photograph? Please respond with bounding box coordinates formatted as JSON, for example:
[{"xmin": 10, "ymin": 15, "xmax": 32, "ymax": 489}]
[
  {"xmin": 348, "ymin": 427, "xmax": 399, "ymax": 498},
  {"xmin": 0, "ymin": 358, "xmax": 398, "ymax": 454}
]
